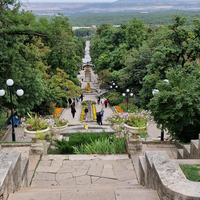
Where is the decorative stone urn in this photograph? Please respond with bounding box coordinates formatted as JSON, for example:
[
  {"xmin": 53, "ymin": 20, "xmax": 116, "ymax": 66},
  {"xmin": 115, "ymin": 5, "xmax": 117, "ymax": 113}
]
[
  {"xmin": 124, "ymin": 123, "xmax": 148, "ymax": 136},
  {"xmin": 52, "ymin": 124, "xmax": 68, "ymax": 140},
  {"xmin": 24, "ymin": 127, "xmax": 50, "ymax": 155}
]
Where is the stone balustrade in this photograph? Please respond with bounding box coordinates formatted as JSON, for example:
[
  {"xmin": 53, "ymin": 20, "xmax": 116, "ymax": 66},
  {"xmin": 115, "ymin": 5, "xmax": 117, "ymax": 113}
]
[
  {"xmin": 139, "ymin": 151, "xmax": 200, "ymax": 200},
  {"xmin": 0, "ymin": 150, "xmax": 29, "ymax": 200}
]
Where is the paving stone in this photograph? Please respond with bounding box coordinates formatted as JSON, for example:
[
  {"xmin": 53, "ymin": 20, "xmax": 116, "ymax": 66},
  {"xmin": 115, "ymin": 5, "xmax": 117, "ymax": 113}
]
[
  {"xmin": 60, "ymin": 190, "xmax": 78, "ymax": 200},
  {"xmin": 8, "ymin": 191, "xmax": 61, "ymax": 200},
  {"xmin": 104, "ymin": 164, "xmax": 113, "ymax": 169},
  {"xmin": 56, "ymin": 178, "xmax": 76, "ymax": 187},
  {"xmin": 69, "ymin": 155, "xmax": 99, "ymax": 161},
  {"xmin": 28, "ymin": 155, "xmax": 40, "ymax": 171},
  {"xmin": 72, "ymin": 171, "xmax": 87, "ymax": 177},
  {"xmin": 92, "ymin": 177, "xmax": 118, "ymax": 185},
  {"xmin": 118, "ymin": 159, "xmax": 134, "ymax": 170},
  {"xmin": 101, "ymin": 168, "xmax": 117, "ymax": 179},
  {"xmin": 114, "ymin": 170, "xmax": 136, "ymax": 182},
  {"xmin": 28, "ymin": 170, "xmax": 34, "ymax": 184},
  {"xmin": 87, "ymin": 163, "xmax": 103, "ymax": 176},
  {"xmin": 63, "ymin": 160, "xmax": 84, "ymax": 166},
  {"xmin": 76, "ymin": 175, "xmax": 91, "ymax": 185},
  {"xmin": 33, "ymin": 173, "xmax": 56, "ymax": 181},
  {"xmin": 56, "ymin": 173, "xmax": 72, "ymax": 181},
  {"xmin": 91, "ymin": 176, "xmax": 100, "ymax": 183},
  {"xmin": 39, "ymin": 161, "xmax": 51, "ymax": 166},
  {"xmin": 31, "ymin": 181, "xmax": 59, "ymax": 188},
  {"xmin": 36, "ymin": 165, "xmax": 60, "ymax": 173},
  {"xmin": 74, "ymin": 165, "xmax": 90, "ymax": 172},
  {"xmin": 41, "ymin": 155, "xmax": 69, "ymax": 161},
  {"xmin": 117, "ymin": 179, "xmax": 139, "ymax": 186},
  {"xmin": 115, "ymin": 189, "xmax": 160, "ymax": 200},
  {"xmin": 57, "ymin": 166, "xmax": 76, "ymax": 173},
  {"xmin": 51, "ymin": 159, "xmax": 63, "ymax": 167},
  {"xmin": 98, "ymin": 155, "xmax": 129, "ymax": 160},
  {"xmin": 112, "ymin": 163, "xmax": 127, "ymax": 171}
]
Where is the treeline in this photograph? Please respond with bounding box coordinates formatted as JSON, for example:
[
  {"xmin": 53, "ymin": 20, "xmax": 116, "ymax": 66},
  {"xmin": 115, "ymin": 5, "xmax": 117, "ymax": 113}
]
[
  {"xmin": 0, "ymin": 0, "xmax": 85, "ymax": 116},
  {"xmin": 68, "ymin": 11, "xmax": 200, "ymax": 27},
  {"xmin": 90, "ymin": 15, "xmax": 200, "ymax": 142}
]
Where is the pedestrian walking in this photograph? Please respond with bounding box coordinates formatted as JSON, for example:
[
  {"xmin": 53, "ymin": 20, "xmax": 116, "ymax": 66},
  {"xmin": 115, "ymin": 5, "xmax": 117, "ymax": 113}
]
[
  {"xmin": 101, "ymin": 108, "xmax": 104, "ymax": 122},
  {"xmin": 97, "ymin": 96, "xmax": 100, "ymax": 105},
  {"xmin": 104, "ymin": 99, "xmax": 108, "ymax": 108},
  {"xmin": 76, "ymin": 97, "xmax": 80, "ymax": 103},
  {"xmin": 71, "ymin": 105, "xmax": 76, "ymax": 118},
  {"xmin": 96, "ymin": 112, "xmax": 102, "ymax": 125},
  {"xmin": 84, "ymin": 107, "xmax": 88, "ymax": 120},
  {"xmin": 68, "ymin": 98, "xmax": 72, "ymax": 107},
  {"xmin": 72, "ymin": 98, "xmax": 75, "ymax": 107},
  {"xmin": 101, "ymin": 97, "xmax": 104, "ymax": 105},
  {"xmin": 80, "ymin": 94, "xmax": 83, "ymax": 102}
]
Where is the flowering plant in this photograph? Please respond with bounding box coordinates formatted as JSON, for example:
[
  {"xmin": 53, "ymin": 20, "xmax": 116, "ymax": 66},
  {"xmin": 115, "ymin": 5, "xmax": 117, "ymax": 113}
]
[
  {"xmin": 45, "ymin": 118, "xmax": 68, "ymax": 128},
  {"xmin": 21, "ymin": 114, "xmax": 48, "ymax": 131},
  {"xmin": 123, "ymin": 110, "xmax": 153, "ymax": 127},
  {"xmin": 105, "ymin": 113, "xmax": 124, "ymax": 126}
]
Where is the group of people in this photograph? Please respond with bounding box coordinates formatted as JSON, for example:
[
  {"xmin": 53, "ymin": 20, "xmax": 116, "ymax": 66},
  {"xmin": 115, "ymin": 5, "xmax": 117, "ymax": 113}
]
[
  {"xmin": 69, "ymin": 94, "xmax": 84, "ymax": 118},
  {"xmin": 96, "ymin": 108, "xmax": 104, "ymax": 125},
  {"xmin": 97, "ymin": 96, "xmax": 108, "ymax": 108}
]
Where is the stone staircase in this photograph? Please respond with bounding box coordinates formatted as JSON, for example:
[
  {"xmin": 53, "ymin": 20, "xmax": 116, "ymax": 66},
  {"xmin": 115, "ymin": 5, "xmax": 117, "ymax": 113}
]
[
  {"xmin": 177, "ymin": 134, "xmax": 200, "ymax": 159},
  {"xmin": 7, "ymin": 154, "xmax": 160, "ymax": 200}
]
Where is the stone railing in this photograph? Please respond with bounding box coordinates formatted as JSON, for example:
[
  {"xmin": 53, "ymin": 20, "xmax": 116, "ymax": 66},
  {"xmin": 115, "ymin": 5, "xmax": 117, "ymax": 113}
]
[
  {"xmin": 0, "ymin": 150, "xmax": 29, "ymax": 200},
  {"xmin": 139, "ymin": 151, "xmax": 200, "ymax": 200}
]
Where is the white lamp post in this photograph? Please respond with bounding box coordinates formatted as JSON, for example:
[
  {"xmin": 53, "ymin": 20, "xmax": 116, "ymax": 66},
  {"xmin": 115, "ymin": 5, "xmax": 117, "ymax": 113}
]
[
  {"xmin": 122, "ymin": 89, "xmax": 133, "ymax": 111},
  {"xmin": 0, "ymin": 79, "xmax": 24, "ymax": 141}
]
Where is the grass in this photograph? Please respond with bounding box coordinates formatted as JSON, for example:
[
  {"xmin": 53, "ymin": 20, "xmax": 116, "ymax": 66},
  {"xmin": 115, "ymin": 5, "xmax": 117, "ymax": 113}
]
[{"xmin": 180, "ymin": 164, "xmax": 200, "ymax": 182}]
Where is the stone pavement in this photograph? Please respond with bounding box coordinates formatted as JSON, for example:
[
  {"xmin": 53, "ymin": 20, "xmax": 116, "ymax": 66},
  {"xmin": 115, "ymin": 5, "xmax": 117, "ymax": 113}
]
[{"xmin": 8, "ymin": 154, "xmax": 160, "ymax": 200}]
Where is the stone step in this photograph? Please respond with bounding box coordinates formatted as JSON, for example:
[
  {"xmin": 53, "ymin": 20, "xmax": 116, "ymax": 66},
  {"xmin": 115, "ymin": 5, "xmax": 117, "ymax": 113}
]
[
  {"xmin": 190, "ymin": 140, "xmax": 199, "ymax": 159},
  {"xmin": 177, "ymin": 149, "xmax": 183, "ymax": 159},
  {"xmin": 183, "ymin": 145, "xmax": 190, "ymax": 159},
  {"xmin": 8, "ymin": 186, "xmax": 159, "ymax": 200},
  {"xmin": 115, "ymin": 188, "xmax": 160, "ymax": 200}
]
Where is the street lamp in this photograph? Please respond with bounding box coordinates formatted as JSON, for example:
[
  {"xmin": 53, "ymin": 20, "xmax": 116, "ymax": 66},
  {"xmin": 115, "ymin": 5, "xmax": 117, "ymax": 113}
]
[
  {"xmin": 0, "ymin": 79, "xmax": 24, "ymax": 141},
  {"xmin": 152, "ymin": 79, "xmax": 169, "ymax": 141},
  {"xmin": 122, "ymin": 89, "xmax": 133, "ymax": 111}
]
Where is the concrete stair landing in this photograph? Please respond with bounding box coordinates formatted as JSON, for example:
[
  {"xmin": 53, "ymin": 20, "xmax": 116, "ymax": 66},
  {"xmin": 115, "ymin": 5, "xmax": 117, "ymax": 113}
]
[{"xmin": 8, "ymin": 154, "xmax": 159, "ymax": 200}]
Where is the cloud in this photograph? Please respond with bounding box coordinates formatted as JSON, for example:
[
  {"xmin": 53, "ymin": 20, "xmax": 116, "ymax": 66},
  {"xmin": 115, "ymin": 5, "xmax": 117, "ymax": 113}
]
[{"xmin": 22, "ymin": 0, "xmax": 116, "ymax": 2}]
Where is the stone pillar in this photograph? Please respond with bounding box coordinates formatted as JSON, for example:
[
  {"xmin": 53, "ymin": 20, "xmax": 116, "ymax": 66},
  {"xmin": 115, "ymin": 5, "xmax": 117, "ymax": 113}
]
[{"xmin": 126, "ymin": 135, "xmax": 142, "ymax": 154}]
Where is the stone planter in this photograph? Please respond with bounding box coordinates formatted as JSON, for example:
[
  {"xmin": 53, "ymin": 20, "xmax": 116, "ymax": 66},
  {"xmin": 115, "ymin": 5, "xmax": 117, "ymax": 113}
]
[
  {"xmin": 52, "ymin": 124, "xmax": 68, "ymax": 140},
  {"xmin": 124, "ymin": 123, "xmax": 148, "ymax": 136},
  {"xmin": 24, "ymin": 127, "xmax": 50, "ymax": 155}
]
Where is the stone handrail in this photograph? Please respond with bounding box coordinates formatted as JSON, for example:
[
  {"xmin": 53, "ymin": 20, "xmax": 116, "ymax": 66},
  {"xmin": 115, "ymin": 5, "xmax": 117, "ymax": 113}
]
[{"xmin": 139, "ymin": 151, "xmax": 200, "ymax": 200}]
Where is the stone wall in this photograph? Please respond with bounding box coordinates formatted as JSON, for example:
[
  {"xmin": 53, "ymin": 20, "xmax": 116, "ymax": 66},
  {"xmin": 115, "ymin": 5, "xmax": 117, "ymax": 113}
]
[
  {"xmin": 139, "ymin": 151, "xmax": 200, "ymax": 200},
  {"xmin": 0, "ymin": 150, "xmax": 29, "ymax": 200}
]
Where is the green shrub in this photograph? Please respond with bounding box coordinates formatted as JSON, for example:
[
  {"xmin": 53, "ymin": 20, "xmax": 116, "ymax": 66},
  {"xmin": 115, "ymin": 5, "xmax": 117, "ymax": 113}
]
[
  {"xmin": 81, "ymin": 101, "xmax": 87, "ymax": 105},
  {"xmin": 106, "ymin": 91, "xmax": 123, "ymax": 106},
  {"xmin": 53, "ymin": 132, "xmax": 110, "ymax": 154}
]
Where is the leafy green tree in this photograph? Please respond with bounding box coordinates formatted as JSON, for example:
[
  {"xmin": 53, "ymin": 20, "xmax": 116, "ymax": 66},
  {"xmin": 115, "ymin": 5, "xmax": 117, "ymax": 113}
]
[{"xmin": 148, "ymin": 66, "xmax": 200, "ymax": 143}]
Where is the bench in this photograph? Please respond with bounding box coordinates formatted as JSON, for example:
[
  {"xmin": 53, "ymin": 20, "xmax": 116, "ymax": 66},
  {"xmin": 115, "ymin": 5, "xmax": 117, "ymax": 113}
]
[{"xmin": 9, "ymin": 116, "xmax": 21, "ymax": 127}]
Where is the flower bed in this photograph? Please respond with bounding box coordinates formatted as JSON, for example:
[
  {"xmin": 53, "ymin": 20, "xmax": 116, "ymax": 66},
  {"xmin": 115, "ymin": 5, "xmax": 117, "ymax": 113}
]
[
  {"xmin": 92, "ymin": 104, "xmax": 97, "ymax": 120},
  {"xmin": 115, "ymin": 105, "xmax": 124, "ymax": 113},
  {"xmin": 80, "ymin": 105, "xmax": 85, "ymax": 121},
  {"xmin": 54, "ymin": 108, "xmax": 63, "ymax": 118}
]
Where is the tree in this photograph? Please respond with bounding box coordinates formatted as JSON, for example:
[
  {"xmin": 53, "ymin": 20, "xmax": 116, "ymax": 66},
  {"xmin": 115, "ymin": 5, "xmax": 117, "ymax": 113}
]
[{"xmin": 148, "ymin": 66, "xmax": 200, "ymax": 142}]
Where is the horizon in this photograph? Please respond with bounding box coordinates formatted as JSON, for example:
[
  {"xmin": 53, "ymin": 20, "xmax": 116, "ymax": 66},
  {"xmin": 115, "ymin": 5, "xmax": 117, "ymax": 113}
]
[{"xmin": 22, "ymin": 0, "xmax": 117, "ymax": 2}]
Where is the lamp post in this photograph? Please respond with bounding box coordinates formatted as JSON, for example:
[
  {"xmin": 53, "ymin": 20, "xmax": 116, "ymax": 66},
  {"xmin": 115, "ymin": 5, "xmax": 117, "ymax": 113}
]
[
  {"xmin": 122, "ymin": 89, "xmax": 133, "ymax": 111},
  {"xmin": 110, "ymin": 82, "xmax": 118, "ymax": 90},
  {"xmin": 0, "ymin": 79, "xmax": 24, "ymax": 141},
  {"xmin": 152, "ymin": 79, "xmax": 169, "ymax": 141}
]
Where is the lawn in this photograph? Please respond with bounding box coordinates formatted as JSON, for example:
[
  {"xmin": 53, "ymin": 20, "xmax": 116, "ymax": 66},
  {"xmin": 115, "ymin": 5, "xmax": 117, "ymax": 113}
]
[{"xmin": 180, "ymin": 164, "xmax": 200, "ymax": 182}]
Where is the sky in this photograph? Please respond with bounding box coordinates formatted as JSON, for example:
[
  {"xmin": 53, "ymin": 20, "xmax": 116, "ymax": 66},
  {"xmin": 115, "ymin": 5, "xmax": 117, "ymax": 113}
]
[{"xmin": 22, "ymin": 0, "xmax": 117, "ymax": 2}]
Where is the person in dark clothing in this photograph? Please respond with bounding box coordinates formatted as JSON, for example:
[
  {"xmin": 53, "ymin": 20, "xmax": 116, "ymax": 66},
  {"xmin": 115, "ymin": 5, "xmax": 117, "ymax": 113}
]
[
  {"xmin": 97, "ymin": 96, "xmax": 100, "ymax": 105},
  {"xmin": 68, "ymin": 98, "xmax": 72, "ymax": 106},
  {"xmin": 96, "ymin": 112, "xmax": 102, "ymax": 125},
  {"xmin": 80, "ymin": 94, "xmax": 83, "ymax": 102},
  {"xmin": 104, "ymin": 99, "xmax": 108, "ymax": 108},
  {"xmin": 71, "ymin": 105, "xmax": 76, "ymax": 118},
  {"xmin": 84, "ymin": 107, "xmax": 88, "ymax": 119}
]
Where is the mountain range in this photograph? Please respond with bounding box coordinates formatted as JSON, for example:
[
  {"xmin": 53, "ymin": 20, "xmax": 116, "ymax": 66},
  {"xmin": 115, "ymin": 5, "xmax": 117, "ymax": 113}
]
[{"xmin": 22, "ymin": 0, "xmax": 200, "ymax": 15}]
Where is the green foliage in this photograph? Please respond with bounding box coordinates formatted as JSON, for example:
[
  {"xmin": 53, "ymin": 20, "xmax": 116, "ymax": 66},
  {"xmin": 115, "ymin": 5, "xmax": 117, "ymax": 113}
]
[
  {"xmin": 106, "ymin": 91, "xmax": 123, "ymax": 106},
  {"xmin": 73, "ymin": 136, "xmax": 126, "ymax": 154},
  {"xmin": 180, "ymin": 164, "xmax": 200, "ymax": 182},
  {"xmin": 74, "ymin": 28, "xmax": 96, "ymax": 37},
  {"xmin": 53, "ymin": 132, "xmax": 110, "ymax": 154},
  {"xmin": 148, "ymin": 67, "xmax": 200, "ymax": 142},
  {"xmin": 81, "ymin": 101, "xmax": 87, "ymax": 105}
]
